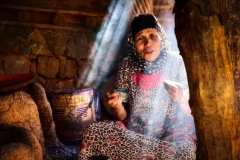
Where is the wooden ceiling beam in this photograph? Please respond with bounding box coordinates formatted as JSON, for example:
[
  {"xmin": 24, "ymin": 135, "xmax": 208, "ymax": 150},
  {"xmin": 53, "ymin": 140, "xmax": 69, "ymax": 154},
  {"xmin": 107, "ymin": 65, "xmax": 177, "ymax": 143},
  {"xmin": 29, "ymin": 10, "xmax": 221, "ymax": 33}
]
[
  {"xmin": 0, "ymin": 4, "xmax": 105, "ymax": 17},
  {"xmin": 0, "ymin": 20, "xmax": 90, "ymax": 32}
]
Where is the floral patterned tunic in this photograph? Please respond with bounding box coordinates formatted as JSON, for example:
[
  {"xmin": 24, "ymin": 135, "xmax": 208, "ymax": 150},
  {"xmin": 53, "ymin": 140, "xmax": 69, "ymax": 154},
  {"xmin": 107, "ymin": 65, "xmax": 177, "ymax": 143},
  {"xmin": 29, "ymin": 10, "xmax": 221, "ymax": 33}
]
[{"xmin": 79, "ymin": 53, "xmax": 197, "ymax": 160}]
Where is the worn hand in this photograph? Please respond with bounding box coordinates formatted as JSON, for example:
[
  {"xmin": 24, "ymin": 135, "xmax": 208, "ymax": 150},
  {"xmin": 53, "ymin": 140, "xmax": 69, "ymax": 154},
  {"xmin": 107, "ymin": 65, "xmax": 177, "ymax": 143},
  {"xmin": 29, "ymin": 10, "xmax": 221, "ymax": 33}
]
[
  {"xmin": 163, "ymin": 79, "xmax": 184, "ymax": 103},
  {"xmin": 105, "ymin": 91, "xmax": 127, "ymax": 120},
  {"xmin": 106, "ymin": 91, "xmax": 123, "ymax": 109}
]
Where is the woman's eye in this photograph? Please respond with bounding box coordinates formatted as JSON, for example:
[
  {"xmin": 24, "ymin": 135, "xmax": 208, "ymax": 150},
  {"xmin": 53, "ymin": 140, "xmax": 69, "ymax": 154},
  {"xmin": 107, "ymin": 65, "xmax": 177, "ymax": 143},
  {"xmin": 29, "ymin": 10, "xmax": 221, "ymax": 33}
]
[
  {"xmin": 150, "ymin": 34, "xmax": 158, "ymax": 39},
  {"xmin": 136, "ymin": 37, "xmax": 143, "ymax": 41}
]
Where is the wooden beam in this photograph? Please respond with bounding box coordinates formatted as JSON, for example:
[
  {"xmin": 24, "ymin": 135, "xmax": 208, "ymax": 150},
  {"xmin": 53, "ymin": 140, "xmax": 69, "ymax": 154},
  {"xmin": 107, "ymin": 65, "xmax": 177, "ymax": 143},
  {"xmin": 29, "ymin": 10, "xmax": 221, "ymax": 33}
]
[
  {"xmin": 153, "ymin": 4, "xmax": 174, "ymax": 10},
  {"xmin": 0, "ymin": 20, "xmax": 90, "ymax": 32},
  {"xmin": 0, "ymin": 4, "xmax": 105, "ymax": 17}
]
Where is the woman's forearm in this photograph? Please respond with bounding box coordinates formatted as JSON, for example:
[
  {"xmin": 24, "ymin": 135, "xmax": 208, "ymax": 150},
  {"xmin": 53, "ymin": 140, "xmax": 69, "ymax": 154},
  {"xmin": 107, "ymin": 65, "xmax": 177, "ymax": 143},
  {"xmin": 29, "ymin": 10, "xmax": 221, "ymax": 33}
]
[
  {"xmin": 102, "ymin": 93, "xmax": 127, "ymax": 120},
  {"xmin": 110, "ymin": 104, "xmax": 127, "ymax": 120}
]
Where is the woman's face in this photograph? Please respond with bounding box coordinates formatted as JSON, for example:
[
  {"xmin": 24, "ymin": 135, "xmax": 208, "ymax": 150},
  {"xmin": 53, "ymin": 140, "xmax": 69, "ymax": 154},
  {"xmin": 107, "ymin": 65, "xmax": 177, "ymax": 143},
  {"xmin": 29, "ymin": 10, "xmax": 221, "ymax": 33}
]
[{"xmin": 134, "ymin": 28, "xmax": 162, "ymax": 62}]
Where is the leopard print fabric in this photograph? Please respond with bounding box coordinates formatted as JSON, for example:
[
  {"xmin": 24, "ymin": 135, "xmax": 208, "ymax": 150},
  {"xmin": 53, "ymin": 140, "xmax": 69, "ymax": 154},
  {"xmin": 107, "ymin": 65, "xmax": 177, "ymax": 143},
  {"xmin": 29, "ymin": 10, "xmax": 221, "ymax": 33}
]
[
  {"xmin": 79, "ymin": 121, "xmax": 196, "ymax": 160},
  {"xmin": 114, "ymin": 52, "xmax": 196, "ymax": 145}
]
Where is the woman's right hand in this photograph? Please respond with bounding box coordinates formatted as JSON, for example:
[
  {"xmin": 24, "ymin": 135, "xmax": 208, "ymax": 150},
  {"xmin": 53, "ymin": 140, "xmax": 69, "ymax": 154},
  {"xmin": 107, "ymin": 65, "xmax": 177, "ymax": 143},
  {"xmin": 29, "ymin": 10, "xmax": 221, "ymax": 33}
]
[
  {"xmin": 105, "ymin": 91, "xmax": 127, "ymax": 120},
  {"xmin": 106, "ymin": 91, "xmax": 122, "ymax": 109}
]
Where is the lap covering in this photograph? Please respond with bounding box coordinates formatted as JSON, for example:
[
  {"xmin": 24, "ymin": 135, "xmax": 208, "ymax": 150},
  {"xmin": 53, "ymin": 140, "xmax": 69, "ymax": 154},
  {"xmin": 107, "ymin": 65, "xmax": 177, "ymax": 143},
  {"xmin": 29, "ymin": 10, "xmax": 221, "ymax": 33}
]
[{"xmin": 79, "ymin": 121, "xmax": 196, "ymax": 160}]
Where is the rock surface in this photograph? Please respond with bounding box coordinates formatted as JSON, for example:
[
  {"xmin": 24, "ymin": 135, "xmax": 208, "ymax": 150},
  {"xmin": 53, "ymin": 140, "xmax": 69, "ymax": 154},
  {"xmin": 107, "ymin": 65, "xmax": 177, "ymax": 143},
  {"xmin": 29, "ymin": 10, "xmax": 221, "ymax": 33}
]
[{"xmin": 0, "ymin": 91, "xmax": 45, "ymax": 158}]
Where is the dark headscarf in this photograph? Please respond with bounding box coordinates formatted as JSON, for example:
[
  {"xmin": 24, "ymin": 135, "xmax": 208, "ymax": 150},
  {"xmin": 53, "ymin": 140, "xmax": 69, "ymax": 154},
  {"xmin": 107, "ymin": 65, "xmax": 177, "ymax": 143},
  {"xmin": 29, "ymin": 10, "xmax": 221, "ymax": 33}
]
[
  {"xmin": 131, "ymin": 14, "xmax": 161, "ymax": 38},
  {"xmin": 128, "ymin": 14, "xmax": 171, "ymax": 74}
]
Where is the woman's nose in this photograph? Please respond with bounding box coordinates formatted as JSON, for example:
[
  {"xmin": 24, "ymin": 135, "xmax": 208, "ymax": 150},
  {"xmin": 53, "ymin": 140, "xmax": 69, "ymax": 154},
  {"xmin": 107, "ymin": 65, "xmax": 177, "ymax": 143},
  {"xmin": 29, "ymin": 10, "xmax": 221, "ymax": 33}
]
[{"xmin": 144, "ymin": 38, "xmax": 151, "ymax": 47}]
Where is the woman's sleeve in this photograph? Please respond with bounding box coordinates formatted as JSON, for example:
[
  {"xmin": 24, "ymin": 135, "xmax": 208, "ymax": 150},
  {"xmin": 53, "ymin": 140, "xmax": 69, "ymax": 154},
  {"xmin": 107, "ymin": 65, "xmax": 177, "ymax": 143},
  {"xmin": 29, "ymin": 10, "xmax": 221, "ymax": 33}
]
[{"xmin": 114, "ymin": 58, "xmax": 130, "ymax": 92}]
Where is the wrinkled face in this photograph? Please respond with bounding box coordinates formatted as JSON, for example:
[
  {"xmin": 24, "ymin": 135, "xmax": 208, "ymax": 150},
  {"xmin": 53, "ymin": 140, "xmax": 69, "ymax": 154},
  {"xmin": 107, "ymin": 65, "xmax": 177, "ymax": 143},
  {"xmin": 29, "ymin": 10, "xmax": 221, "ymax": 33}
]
[{"xmin": 134, "ymin": 28, "xmax": 162, "ymax": 62}]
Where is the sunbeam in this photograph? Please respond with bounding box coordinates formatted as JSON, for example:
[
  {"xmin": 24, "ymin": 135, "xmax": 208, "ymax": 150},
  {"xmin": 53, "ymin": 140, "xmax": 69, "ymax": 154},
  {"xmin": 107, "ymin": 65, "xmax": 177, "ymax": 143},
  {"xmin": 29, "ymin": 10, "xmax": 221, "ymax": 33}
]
[{"xmin": 80, "ymin": 0, "xmax": 131, "ymax": 89}]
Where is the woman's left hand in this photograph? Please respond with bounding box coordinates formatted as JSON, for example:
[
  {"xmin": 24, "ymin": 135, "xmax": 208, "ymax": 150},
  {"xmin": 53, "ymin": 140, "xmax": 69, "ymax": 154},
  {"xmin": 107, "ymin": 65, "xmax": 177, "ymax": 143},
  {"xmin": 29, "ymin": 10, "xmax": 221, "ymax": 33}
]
[
  {"xmin": 163, "ymin": 79, "xmax": 192, "ymax": 115},
  {"xmin": 163, "ymin": 79, "xmax": 185, "ymax": 103}
]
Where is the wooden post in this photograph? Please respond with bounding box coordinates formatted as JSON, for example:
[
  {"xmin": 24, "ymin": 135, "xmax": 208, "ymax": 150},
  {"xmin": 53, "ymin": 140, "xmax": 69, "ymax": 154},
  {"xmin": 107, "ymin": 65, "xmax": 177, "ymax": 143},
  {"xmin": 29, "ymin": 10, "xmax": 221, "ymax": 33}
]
[{"xmin": 174, "ymin": 1, "xmax": 240, "ymax": 159}]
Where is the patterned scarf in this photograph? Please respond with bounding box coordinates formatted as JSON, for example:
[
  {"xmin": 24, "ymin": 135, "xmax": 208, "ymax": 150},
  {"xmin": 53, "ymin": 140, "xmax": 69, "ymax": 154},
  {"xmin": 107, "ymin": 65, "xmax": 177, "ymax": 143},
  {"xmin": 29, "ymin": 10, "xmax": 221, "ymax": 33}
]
[{"xmin": 128, "ymin": 14, "xmax": 171, "ymax": 75}]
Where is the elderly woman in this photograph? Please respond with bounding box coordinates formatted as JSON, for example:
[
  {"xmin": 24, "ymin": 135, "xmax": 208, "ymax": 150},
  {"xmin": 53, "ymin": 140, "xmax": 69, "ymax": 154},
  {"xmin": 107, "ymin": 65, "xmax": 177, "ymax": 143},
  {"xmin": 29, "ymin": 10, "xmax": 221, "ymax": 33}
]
[{"xmin": 79, "ymin": 14, "xmax": 196, "ymax": 160}]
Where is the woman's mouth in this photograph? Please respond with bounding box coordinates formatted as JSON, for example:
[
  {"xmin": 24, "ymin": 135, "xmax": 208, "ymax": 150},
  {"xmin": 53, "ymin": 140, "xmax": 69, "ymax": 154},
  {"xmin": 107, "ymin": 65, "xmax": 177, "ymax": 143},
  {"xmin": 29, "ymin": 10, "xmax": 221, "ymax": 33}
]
[{"xmin": 144, "ymin": 50, "xmax": 154, "ymax": 54}]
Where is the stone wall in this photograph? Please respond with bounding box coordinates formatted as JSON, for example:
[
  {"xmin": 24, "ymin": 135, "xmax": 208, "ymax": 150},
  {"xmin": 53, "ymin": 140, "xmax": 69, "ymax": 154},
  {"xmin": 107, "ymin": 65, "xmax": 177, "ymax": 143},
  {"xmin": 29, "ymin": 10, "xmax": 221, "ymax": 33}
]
[
  {"xmin": 0, "ymin": 0, "xmax": 127, "ymax": 92},
  {"xmin": 0, "ymin": 26, "xmax": 98, "ymax": 90}
]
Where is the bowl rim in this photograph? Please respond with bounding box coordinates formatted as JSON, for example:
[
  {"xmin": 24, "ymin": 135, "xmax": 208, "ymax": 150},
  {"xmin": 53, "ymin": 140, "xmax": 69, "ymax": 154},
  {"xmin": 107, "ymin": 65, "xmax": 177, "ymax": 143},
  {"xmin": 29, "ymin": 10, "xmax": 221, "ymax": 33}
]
[{"xmin": 0, "ymin": 73, "xmax": 37, "ymax": 92}]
